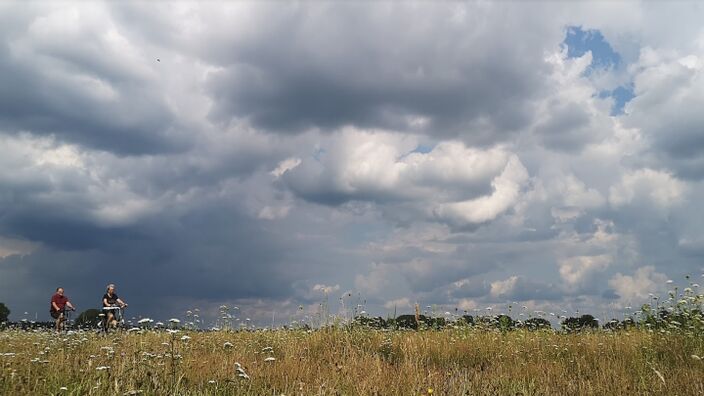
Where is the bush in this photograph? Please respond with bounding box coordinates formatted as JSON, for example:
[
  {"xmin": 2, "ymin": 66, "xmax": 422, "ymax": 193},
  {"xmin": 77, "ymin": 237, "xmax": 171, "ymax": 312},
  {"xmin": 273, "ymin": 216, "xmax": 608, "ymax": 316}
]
[
  {"xmin": 0, "ymin": 302, "xmax": 9, "ymax": 323},
  {"xmin": 76, "ymin": 309, "xmax": 102, "ymax": 328}
]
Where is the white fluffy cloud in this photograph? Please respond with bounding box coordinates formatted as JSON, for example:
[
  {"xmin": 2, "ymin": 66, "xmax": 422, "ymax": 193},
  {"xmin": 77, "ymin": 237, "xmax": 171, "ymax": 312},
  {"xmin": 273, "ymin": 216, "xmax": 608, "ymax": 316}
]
[
  {"xmin": 609, "ymin": 169, "xmax": 686, "ymax": 209},
  {"xmin": 284, "ymin": 129, "xmax": 529, "ymax": 227},
  {"xmin": 559, "ymin": 255, "xmax": 611, "ymax": 289},
  {"xmin": 608, "ymin": 266, "xmax": 668, "ymax": 302}
]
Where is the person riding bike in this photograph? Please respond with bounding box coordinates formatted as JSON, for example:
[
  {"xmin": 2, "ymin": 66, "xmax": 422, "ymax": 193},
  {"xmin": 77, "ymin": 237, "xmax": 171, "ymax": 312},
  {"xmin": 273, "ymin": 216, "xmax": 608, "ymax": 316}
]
[
  {"xmin": 50, "ymin": 287, "xmax": 75, "ymax": 333},
  {"xmin": 102, "ymin": 284, "xmax": 127, "ymax": 332}
]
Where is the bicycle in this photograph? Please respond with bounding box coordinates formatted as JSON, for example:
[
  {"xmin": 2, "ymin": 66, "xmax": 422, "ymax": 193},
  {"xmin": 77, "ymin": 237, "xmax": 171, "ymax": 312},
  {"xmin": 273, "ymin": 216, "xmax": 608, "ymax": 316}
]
[{"xmin": 101, "ymin": 306, "xmax": 126, "ymax": 333}]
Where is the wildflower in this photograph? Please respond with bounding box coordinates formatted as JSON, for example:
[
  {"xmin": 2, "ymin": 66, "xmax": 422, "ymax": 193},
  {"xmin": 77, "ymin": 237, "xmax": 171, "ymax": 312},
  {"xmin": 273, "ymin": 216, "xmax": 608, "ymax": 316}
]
[
  {"xmin": 235, "ymin": 362, "xmax": 250, "ymax": 380},
  {"xmin": 208, "ymin": 380, "xmax": 216, "ymax": 384},
  {"xmin": 169, "ymin": 318, "xmax": 181, "ymax": 324},
  {"xmin": 96, "ymin": 366, "xmax": 111, "ymax": 371},
  {"xmin": 60, "ymin": 387, "xmax": 68, "ymax": 391},
  {"xmin": 224, "ymin": 342, "xmax": 234, "ymax": 348},
  {"xmin": 427, "ymin": 388, "xmax": 434, "ymax": 394},
  {"xmin": 264, "ymin": 357, "xmax": 276, "ymax": 362},
  {"xmin": 138, "ymin": 318, "xmax": 153, "ymax": 324},
  {"xmin": 180, "ymin": 335, "xmax": 191, "ymax": 341}
]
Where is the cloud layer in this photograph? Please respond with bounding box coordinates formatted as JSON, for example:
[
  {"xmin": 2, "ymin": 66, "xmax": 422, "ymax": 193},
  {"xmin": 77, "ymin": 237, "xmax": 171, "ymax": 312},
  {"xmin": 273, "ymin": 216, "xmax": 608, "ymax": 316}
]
[{"xmin": 1, "ymin": 1, "xmax": 703, "ymax": 324}]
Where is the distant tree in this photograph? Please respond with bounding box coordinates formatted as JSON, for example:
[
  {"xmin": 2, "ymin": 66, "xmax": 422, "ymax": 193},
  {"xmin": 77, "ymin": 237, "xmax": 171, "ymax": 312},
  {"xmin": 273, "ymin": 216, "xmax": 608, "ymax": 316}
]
[
  {"xmin": 562, "ymin": 314, "xmax": 598, "ymax": 332},
  {"xmin": 604, "ymin": 317, "xmax": 637, "ymax": 331},
  {"xmin": 0, "ymin": 302, "xmax": 9, "ymax": 323},
  {"xmin": 523, "ymin": 317, "xmax": 551, "ymax": 331},
  {"xmin": 495, "ymin": 314, "xmax": 516, "ymax": 331},
  {"xmin": 353, "ymin": 315, "xmax": 387, "ymax": 329},
  {"xmin": 460, "ymin": 315, "xmax": 474, "ymax": 326},
  {"xmin": 76, "ymin": 309, "xmax": 101, "ymax": 328},
  {"xmin": 425, "ymin": 316, "xmax": 446, "ymax": 330},
  {"xmin": 395, "ymin": 314, "xmax": 429, "ymax": 330},
  {"xmin": 603, "ymin": 319, "xmax": 620, "ymax": 331}
]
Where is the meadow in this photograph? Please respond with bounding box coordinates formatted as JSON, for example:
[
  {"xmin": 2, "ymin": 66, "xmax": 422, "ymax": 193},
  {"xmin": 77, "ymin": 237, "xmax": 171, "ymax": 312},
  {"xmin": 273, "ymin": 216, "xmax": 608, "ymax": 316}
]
[{"xmin": 1, "ymin": 324, "xmax": 703, "ymax": 395}]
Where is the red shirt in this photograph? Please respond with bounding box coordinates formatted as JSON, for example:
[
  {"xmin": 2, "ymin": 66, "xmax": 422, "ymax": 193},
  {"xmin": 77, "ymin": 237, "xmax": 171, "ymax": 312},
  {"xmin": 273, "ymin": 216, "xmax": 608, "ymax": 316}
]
[{"xmin": 50, "ymin": 293, "xmax": 69, "ymax": 312}]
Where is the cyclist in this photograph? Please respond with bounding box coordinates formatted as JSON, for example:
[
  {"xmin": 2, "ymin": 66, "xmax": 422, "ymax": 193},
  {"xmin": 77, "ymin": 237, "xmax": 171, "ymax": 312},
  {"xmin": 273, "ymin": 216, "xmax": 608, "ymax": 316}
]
[
  {"xmin": 102, "ymin": 284, "xmax": 127, "ymax": 332},
  {"xmin": 50, "ymin": 287, "xmax": 75, "ymax": 333}
]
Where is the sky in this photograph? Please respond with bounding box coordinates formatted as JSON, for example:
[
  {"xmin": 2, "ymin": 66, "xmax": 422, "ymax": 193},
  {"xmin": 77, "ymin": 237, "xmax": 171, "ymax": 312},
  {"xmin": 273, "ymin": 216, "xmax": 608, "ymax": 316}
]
[{"xmin": 1, "ymin": 1, "xmax": 704, "ymax": 326}]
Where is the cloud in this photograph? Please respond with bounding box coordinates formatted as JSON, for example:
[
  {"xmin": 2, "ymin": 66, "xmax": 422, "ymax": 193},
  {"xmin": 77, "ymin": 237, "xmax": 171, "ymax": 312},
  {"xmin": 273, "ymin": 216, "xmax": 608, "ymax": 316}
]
[
  {"xmin": 489, "ymin": 276, "xmax": 562, "ymax": 301},
  {"xmin": 608, "ymin": 265, "xmax": 668, "ymax": 302},
  {"xmin": 199, "ymin": 2, "xmax": 560, "ymax": 143},
  {"xmin": 0, "ymin": 4, "xmax": 189, "ymax": 155},
  {"xmin": 625, "ymin": 51, "xmax": 704, "ymax": 179},
  {"xmin": 1, "ymin": 1, "xmax": 704, "ymax": 323},
  {"xmin": 283, "ymin": 129, "xmax": 529, "ymax": 228},
  {"xmin": 609, "ymin": 169, "xmax": 686, "ymax": 209},
  {"xmin": 559, "ymin": 255, "xmax": 611, "ymax": 291},
  {"xmin": 432, "ymin": 155, "xmax": 529, "ymax": 227}
]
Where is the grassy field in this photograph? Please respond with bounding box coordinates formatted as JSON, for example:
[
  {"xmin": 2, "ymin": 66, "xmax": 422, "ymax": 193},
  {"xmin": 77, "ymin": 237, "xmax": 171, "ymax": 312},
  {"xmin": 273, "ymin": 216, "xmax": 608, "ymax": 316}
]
[{"xmin": 1, "ymin": 326, "xmax": 703, "ymax": 395}]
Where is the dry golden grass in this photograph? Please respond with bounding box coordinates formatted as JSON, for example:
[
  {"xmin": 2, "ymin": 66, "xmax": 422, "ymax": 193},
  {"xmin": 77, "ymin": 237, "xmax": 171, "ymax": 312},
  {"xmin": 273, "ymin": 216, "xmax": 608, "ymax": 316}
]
[{"xmin": 1, "ymin": 327, "xmax": 703, "ymax": 395}]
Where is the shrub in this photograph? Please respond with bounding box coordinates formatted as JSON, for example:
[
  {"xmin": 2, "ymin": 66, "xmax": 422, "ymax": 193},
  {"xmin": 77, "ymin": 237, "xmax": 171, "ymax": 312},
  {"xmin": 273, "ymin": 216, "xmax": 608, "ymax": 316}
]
[
  {"xmin": 0, "ymin": 302, "xmax": 9, "ymax": 323},
  {"xmin": 76, "ymin": 308, "xmax": 102, "ymax": 328}
]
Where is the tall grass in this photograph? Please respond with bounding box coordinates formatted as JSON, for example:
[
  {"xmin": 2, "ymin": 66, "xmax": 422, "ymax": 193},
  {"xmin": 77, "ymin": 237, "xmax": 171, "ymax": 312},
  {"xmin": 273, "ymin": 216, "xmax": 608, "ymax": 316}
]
[{"xmin": 1, "ymin": 326, "xmax": 703, "ymax": 395}]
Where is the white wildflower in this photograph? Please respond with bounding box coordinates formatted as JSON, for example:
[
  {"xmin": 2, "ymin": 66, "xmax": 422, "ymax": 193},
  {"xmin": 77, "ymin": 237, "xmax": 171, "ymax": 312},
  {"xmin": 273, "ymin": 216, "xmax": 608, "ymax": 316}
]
[{"xmin": 235, "ymin": 362, "xmax": 250, "ymax": 380}]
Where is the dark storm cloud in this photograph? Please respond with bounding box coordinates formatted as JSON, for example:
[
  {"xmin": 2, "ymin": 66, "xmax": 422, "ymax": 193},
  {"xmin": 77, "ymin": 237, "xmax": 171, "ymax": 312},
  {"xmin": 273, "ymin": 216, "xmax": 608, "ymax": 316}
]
[
  {"xmin": 0, "ymin": 8, "xmax": 188, "ymax": 155},
  {"xmin": 201, "ymin": 3, "xmax": 557, "ymax": 143},
  {"xmin": 0, "ymin": 201, "xmax": 297, "ymax": 320}
]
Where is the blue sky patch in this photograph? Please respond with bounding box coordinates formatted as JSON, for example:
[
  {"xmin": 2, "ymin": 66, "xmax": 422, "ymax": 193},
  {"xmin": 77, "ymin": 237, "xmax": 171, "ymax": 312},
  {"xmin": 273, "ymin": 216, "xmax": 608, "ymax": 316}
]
[
  {"xmin": 564, "ymin": 26, "xmax": 621, "ymax": 71},
  {"xmin": 565, "ymin": 26, "xmax": 634, "ymax": 115}
]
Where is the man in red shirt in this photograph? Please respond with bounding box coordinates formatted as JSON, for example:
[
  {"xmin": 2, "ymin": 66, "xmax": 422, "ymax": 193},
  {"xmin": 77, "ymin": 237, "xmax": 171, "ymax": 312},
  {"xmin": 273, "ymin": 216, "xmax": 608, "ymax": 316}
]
[{"xmin": 50, "ymin": 287, "xmax": 75, "ymax": 333}]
